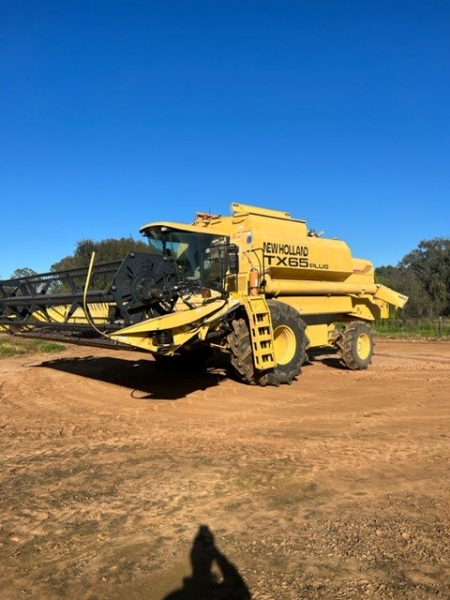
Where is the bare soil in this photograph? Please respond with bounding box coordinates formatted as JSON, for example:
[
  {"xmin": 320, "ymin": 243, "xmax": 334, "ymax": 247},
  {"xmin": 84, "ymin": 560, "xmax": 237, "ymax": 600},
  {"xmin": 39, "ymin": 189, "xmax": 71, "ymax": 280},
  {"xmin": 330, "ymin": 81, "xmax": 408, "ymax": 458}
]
[{"xmin": 1, "ymin": 339, "xmax": 449, "ymax": 600}]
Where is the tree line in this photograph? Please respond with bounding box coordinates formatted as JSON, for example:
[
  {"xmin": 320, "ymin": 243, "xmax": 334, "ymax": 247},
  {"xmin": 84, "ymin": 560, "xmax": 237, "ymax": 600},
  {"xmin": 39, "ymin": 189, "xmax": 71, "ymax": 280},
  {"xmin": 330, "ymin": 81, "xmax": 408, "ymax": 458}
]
[
  {"xmin": 51, "ymin": 237, "xmax": 149, "ymax": 272},
  {"xmin": 376, "ymin": 238, "xmax": 450, "ymax": 318},
  {"xmin": 7, "ymin": 237, "xmax": 148, "ymax": 283}
]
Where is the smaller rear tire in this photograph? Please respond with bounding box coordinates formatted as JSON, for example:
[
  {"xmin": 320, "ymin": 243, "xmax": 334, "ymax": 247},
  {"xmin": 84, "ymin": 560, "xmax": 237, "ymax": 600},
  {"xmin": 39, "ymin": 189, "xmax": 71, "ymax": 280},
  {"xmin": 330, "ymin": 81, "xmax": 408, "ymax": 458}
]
[{"xmin": 337, "ymin": 321, "xmax": 374, "ymax": 370}]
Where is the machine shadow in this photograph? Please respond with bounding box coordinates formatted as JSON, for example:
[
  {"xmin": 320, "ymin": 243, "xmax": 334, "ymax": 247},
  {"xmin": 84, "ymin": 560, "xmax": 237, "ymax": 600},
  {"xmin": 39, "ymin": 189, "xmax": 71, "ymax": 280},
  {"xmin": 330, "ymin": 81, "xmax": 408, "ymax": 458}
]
[
  {"xmin": 307, "ymin": 347, "xmax": 346, "ymax": 370},
  {"xmin": 38, "ymin": 355, "xmax": 226, "ymax": 400},
  {"xmin": 162, "ymin": 524, "xmax": 252, "ymax": 600}
]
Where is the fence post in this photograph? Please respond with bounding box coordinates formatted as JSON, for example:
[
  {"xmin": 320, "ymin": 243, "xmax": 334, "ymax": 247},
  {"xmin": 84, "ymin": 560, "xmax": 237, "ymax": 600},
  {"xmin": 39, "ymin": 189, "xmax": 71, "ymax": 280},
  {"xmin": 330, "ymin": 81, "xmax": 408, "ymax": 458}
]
[{"xmin": 438, "ymin": 317, "xmax": 443, "ymax": 338}]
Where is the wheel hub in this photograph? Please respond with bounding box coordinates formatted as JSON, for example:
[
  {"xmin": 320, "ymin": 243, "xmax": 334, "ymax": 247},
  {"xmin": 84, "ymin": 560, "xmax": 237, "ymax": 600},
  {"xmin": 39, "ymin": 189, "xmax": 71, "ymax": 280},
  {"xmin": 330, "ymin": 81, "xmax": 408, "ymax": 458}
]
[
  {"xmin": 356, "ymin": 333, "xmax": 371, "ymax": 360},
  {"xmin": 273, "ymin": 325, "xmax": 296, "ymax": 365}
]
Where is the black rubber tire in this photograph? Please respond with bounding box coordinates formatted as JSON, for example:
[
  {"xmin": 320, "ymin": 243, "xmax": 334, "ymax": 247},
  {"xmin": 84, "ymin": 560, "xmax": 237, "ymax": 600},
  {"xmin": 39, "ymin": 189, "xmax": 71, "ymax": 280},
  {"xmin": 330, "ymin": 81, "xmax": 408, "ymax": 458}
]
[
  {"xmin": 227, "ymin": 317, "xmax": 258, "ymax": 385},
  {"xmin": 227, "ymin": 300, "xmax": 307, "ymax": 386},
  {"xmin": 337, "ymin": 321, "xmax": 374, "ymax": 370}
]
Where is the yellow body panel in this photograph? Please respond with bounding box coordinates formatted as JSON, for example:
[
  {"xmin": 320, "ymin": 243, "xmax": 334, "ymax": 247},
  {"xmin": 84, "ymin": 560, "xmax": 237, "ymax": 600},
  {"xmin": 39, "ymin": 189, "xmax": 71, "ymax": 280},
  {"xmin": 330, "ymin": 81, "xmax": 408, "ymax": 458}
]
[
  {"xmin": 146, "ymin": 202, "xmax": 405, "ymax": 310},
  {"xmin": 109, "ymin": 297, "xmax": 239, "ymax": 353},
  {"xmin": 12, "ymin": 304, "xmax": 111, "ymax": 326}
]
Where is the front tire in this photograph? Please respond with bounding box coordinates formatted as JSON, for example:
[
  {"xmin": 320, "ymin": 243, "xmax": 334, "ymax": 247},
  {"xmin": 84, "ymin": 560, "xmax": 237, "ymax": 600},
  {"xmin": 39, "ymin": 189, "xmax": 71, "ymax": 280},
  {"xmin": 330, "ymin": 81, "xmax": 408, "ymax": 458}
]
[
  {"xmin": 227, "ymin": 300, "xmax": 308, "ymax": 386},
  {"xmin": 337, "ymin": 321, "xmax": 374, "ymax": 370}
]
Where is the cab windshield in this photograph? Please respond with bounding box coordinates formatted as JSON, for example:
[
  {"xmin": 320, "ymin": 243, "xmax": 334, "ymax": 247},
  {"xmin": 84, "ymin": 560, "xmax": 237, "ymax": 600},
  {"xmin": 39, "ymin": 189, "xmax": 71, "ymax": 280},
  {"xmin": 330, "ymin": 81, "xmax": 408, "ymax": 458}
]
[{"xmin": 144, "ymin": 227, "xmax": 228, "ymax": 287}]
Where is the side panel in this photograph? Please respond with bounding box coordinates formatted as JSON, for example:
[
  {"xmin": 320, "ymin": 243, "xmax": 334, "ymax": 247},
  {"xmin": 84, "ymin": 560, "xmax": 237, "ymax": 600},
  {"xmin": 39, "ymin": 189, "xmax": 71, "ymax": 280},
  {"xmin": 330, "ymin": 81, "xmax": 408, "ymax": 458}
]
[{"xmin": 273, "ymin": 296, "xmax": 384, "ymax": 321}]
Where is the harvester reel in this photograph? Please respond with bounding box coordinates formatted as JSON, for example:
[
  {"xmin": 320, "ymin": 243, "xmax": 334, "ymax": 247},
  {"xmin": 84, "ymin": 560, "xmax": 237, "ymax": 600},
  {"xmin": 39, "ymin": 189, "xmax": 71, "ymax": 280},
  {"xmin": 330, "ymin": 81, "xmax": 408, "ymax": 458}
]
[{"xmin": 110, "ymin": 252, "xmax": 181, "ymax": 325}]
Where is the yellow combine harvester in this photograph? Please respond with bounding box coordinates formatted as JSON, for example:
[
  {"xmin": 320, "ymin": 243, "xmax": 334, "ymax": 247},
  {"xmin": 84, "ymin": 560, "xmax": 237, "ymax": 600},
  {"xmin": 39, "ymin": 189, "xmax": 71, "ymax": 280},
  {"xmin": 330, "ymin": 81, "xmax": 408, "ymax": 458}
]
[{"xmin": 0, "ymin": 203, "xmax": 407, "ymax": 385}]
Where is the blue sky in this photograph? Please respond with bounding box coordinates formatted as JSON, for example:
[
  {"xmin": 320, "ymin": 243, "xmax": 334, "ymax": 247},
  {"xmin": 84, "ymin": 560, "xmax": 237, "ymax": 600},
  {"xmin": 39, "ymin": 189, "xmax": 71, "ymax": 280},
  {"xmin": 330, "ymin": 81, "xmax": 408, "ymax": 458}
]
[{"xmin": 1, "ymin": 0, "xmax": 449, "ymax": 278}]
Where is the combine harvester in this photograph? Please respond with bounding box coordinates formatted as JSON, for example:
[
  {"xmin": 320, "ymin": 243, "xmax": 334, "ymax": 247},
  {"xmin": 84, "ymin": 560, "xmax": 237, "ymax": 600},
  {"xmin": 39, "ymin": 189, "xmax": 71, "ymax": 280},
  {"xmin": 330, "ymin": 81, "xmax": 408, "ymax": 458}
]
[{"xmin": 0, "ymin": 203, "xmax": 407, "ymax": 386}]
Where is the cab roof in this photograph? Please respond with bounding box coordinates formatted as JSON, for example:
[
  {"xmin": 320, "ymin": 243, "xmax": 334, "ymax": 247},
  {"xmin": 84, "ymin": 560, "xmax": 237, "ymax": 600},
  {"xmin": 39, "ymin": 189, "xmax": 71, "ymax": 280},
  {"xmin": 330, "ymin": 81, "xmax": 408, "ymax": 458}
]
[{"xmin": 139, "ymin": 221, "xmax": 229, "ymax": 236}]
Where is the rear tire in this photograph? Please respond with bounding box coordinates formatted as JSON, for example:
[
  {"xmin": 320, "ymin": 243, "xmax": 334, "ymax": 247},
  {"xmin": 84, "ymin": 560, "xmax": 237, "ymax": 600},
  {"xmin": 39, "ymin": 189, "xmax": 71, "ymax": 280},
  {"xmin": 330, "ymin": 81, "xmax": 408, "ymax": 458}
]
[
  {"xmin": 337, "ymin": 321, "xmax": 374, "ymax": 370},
  {"xmin": 227, "ymin": 300, "xmax": 308, "ymax": 386}
]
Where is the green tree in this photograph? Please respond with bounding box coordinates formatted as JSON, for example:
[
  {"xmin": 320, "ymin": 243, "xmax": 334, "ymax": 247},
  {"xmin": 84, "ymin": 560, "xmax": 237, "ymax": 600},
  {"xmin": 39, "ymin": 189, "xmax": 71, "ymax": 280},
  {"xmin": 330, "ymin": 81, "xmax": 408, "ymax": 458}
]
[
  {"xmin": 51, "ymin": 237, "xmax": 148, "ymax": 271},
  {"xmin": 10, "ymin": 267, "xmax": 38, "ymax": 279},
  {"xmin": 50, "ymin": 237, "xmax": 149, "ymax": 293},
  {"xmin": 376, "ymin": 237, "xmax": 450, "ymax": 318},
  {"xmin": 399, "ymin": 238, "xmax": 450, "ymax": 317}
]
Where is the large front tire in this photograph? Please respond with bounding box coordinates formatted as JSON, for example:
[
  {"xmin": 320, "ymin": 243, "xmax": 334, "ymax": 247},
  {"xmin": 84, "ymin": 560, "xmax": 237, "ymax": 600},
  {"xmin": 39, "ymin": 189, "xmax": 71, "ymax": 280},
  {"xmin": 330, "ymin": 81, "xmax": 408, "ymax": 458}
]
[
  {"xmin": 227, "ymin": 300, "xmax": 308, "ymax": 386},
  {"xmin": 337, "ymin": 321, "xmax": 374, "ymax": 370}
]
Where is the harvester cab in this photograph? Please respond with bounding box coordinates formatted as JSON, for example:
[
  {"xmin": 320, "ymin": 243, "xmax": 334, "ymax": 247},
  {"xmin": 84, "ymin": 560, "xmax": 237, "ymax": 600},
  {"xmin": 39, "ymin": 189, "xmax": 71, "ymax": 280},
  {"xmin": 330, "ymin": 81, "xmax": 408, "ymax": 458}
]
[
  {"xmin": 105, "ymin": 224, "xmax": 241, "ymax": 355},
  {"xmin": 139, "ymin": 224, "xmax": 237, "ymax": 297}
]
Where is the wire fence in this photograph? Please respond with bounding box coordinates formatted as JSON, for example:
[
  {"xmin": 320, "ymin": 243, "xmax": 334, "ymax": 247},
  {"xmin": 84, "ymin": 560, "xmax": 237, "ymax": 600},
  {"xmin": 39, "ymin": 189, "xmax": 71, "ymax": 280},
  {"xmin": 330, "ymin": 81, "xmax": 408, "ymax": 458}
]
[{"xmin": 373, "ymin": 318, "xmax": 450, "ymax": 339}]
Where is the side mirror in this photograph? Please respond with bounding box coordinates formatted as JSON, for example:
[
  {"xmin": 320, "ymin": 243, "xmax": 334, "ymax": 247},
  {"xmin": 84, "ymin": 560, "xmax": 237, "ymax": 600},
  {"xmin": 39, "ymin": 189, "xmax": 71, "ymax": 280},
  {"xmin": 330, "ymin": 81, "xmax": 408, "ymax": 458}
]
[{"xmin": 227, "ymin": 244, "xmax": 239, "ymax": 274}]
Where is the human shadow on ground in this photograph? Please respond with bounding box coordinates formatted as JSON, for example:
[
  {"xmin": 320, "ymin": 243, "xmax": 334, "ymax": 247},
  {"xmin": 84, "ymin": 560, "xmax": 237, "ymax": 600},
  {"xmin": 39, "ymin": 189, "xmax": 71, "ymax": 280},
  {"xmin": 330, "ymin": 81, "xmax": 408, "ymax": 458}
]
[
  {"xmin": 38, "ymin": 356, "xmax": 226, "ymax": 400},
  {"xmin": 162, "ymin": 525, "xmax": 252, "ymax": 600}
]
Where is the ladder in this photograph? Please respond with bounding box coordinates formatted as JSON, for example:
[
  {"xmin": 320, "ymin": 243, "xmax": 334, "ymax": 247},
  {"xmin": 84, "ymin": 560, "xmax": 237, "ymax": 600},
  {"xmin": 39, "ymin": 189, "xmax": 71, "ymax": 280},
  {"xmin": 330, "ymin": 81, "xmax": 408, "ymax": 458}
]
[{"xmin": 244, "ymin": 296, "xmax": 276, "ymax": 370}]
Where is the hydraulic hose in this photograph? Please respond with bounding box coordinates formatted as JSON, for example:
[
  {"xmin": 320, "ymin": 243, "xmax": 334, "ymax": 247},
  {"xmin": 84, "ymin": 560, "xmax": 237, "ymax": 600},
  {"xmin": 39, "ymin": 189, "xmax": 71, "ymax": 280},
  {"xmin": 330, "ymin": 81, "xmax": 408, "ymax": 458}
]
[{"xmin": 82, "ymin": 252, "xmax": 111, "ymax": 340}]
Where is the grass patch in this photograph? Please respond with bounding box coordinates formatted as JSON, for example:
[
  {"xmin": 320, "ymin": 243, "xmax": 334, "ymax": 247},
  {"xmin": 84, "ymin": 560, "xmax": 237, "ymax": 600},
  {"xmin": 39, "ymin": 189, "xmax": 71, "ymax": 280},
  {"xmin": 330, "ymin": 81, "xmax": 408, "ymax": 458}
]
[
  {"xmin": 373, "ymin": 319, "xmax": 450, "ymax": 340},
  {"xmin": 0, "ymin": 333, "xmax": 65, "ymax": 358}
]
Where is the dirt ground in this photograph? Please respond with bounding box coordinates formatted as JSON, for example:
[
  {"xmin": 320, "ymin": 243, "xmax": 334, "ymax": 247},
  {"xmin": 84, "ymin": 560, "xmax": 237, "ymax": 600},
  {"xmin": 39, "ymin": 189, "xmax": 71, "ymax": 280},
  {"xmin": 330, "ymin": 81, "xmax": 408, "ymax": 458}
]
[{"xmin": 1, "ymin": 339, "xmax": 449, "ymax": 600}]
